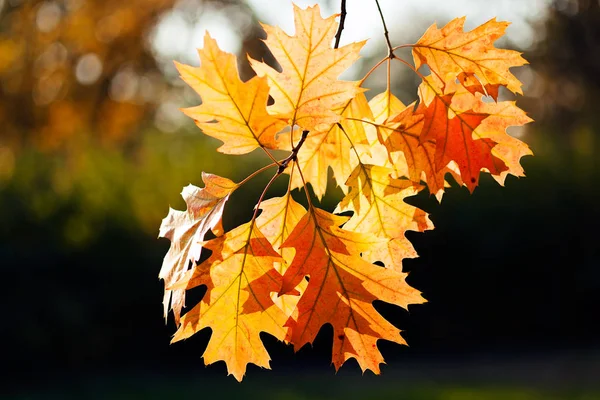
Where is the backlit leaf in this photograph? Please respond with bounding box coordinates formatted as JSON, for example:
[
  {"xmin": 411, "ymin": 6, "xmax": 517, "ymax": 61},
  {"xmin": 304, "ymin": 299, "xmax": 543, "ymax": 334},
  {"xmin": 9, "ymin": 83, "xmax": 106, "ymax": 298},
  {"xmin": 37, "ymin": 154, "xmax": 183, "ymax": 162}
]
[
  {"xmin": 176, "ymin": 34, "xmax": 286, "ymax": 154},
  {"xmin": 158, "ymin": 173, "xmax": 237, "ymax": 323},
  {"xmin": 171, "ymin": 222, "xmax": 288, "ymax": 381}
]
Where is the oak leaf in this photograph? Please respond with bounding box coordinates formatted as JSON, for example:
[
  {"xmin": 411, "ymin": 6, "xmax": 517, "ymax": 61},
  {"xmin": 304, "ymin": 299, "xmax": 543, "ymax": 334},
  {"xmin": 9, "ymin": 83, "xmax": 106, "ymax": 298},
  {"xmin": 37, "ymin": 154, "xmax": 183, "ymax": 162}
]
[
  {"xmin": 412, "ymin": 17, "xmax": 527, "ymax": 97},
  {"xmin": 176, "ymin": 34, "xmax": 286, "ymax": 154},
  {"xmin": 418, "ymin": 94, "xmax": 508, "ymax": 192},
  {"xmin": 280, "ymin": 208, "xmax": 424, "ymax": 373},
  {"xmin": 256, "ymin": 191, "xmax": 308, "ymax": 319},
  {"xmin": 250, "ymin": 4, "xmax": 365, "ymax": 133},
  {"xmin": 336, "ymin": 165, "xmax": 433, "ymax": 271},
  {"xmin": 170, "ymin": 222, "xmax": 288, "ymax": 382},
  {"xmin": 367, "ymin": 90, "xmax": 455, "ymax": 198},
  {"xmin": 158, "ymin": 173, "xmax": 237, "ymax": 323}
]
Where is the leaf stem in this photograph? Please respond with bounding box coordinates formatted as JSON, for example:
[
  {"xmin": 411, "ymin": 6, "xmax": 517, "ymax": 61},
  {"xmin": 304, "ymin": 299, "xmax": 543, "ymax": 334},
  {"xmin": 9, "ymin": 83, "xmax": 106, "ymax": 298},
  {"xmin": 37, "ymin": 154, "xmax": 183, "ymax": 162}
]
[
  {"xmin": 334, "ymin": 0, "xmax": 347, "ymax": 49},
  {"xmin": 392, "ymin": 44, "xmax": 416, "ymax": 52},
  {"xmin": 344, "ymin": 117, "xmax": 427, "ymax": 141},
  {"xmin": 294, "ymin": 161, "xmax": 314, "ymax": 211},
  {"xmin": 250, "ymin": 170, "xmax": 282, "ymax": 224},
  {"xmin": 393, "ymin": 56, "xmax": 427, "ymax": 80},
  {"xmin": 237, "ymin": 162, "xmax": 278, "ymax": 187},
  {"xmin": 260, "ymin": 147, "xmax": 281, "ymax": 165},
  {"xmin": 336, "ymin": 122, "xmax": 365, "ymax": 165},
  {"xmin": 360, "ymin": 57, "xmax": 387, "ymax": 84}
]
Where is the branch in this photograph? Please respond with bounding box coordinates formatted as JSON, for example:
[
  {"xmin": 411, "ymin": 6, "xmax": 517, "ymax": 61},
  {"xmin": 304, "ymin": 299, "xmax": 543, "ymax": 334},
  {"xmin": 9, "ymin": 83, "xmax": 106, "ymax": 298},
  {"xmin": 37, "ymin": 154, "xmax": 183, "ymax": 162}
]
[
  {"xmin": 374, "ymin": 0, "xmax": 395, "ymax": 58},
  {"xmin": 278, "ymin": 129, "xmax": 309, "ymax": 174},
  {"xmin": 334, "ymin": 0, "xmax": 347, "ymax": 49}
]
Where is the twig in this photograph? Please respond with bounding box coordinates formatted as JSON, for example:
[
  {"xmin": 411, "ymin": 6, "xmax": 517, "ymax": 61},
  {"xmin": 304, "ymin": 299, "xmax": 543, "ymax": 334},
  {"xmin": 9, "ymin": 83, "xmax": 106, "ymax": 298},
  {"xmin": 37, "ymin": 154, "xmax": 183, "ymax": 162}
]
[
  {"xmin": 237, "ymin": 162, "xmax": 277, "ymax": 187},
  {"xmin": 278, "ymin": 130, "xmax": 309, "ymax": 174},
  {"xmin": 334, "ymin": 0, "xmax": 347, "ymax": 49},
  {"xmin": 249, "ymin": 130, "xmax": 309, "ymax": 228},
  {"xmin": 374, "ymin": 0, "xmax": 395, "ymax": 58}
]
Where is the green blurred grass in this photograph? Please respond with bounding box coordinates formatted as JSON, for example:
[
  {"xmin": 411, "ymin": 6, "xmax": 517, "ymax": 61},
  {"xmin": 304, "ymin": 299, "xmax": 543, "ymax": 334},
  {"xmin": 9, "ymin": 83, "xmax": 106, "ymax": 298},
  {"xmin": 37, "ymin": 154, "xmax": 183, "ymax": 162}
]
[{"xmin": 11, "ymin": 377, "xmax": 600, "ymax": 400}]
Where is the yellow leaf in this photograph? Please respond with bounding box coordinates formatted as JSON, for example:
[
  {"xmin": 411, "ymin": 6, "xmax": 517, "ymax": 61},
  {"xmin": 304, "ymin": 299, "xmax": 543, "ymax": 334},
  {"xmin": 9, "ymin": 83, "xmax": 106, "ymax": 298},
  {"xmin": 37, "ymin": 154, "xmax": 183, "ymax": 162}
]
[
  {"xmin": 171, "ymin": 222, "xmax": 288, "ymax": 382},
  {"xmin": 336, "ymin": 165, "xmax": 433, "ymax": 271},
  {"xmin": 176, "ymin": 34, "xmax": 286, "ymax": 154},
  {"xmin": 250, "ymin": 4, "xmax": 365, "ymax": 132},
  {"xmin": 280, "ymin": 93, "xmax": 372, "ymax": 198}
]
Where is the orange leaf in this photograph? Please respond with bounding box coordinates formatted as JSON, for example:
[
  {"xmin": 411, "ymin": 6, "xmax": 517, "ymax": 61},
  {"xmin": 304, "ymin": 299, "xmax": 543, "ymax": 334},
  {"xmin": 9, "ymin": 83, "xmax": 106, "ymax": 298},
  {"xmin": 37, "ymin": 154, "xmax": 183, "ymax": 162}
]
[
  {"xmin": 418, "ymin": 94, "xmax": 508, "ymax": 192},
  {"xmin": 366, "ymin": 90, "xmax": 458, "ymax": 199},
  {"xmin": 416, "ymin": 76, "xmax": 532, "ymax": 191},
  {"xmin": 158, "ymin": 173, "xmax": 237, "ymax": 324},
  {"xmin": 443, "ymin": 88, "xmax": 533, "ymax": 184},
  {"xmin": 171, "ymin": 222, "xmax": 288, "ymax": 382},
  {"xmin": 280, "ymin": 208, "xmax": 424, "ymax": 373},
  {"xmin": 256, "ymin": 191, "xmax": 308, "ymax": 320},
  {"xmin": 413, "ymin": 17, "xmax": 527, "ymax": 96},
  {"xmin": 176, "ymin": 34, "xmax": 286, "ymax": 154}
]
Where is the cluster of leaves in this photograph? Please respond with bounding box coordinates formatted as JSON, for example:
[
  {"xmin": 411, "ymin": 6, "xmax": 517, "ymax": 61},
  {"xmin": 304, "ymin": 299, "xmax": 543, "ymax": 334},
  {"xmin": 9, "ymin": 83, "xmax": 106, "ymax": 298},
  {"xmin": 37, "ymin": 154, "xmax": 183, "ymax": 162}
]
[{"xmin": 158, "ymin": 4, "xmax": 532, "ymax": 381}]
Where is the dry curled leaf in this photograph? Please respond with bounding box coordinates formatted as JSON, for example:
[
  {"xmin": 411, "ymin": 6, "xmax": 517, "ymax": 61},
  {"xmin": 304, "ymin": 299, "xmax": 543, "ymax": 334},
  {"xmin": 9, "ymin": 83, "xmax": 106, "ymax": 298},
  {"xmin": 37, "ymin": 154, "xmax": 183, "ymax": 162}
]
[{"xmin": 158, "ymin": 173, "xmax": 237, "ymax": 323}]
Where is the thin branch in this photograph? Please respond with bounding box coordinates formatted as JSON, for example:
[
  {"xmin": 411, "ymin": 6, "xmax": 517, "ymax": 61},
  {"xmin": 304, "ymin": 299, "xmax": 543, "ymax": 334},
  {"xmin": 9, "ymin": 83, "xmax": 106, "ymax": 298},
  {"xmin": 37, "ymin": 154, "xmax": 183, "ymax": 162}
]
[
  {"xmin": 374, "ymin": 0, "xmax": 395, "ymax": 58},
  {"xmin": 294, "ymin": 161, "xmax": 314, "ymax": 210},
  {"xmin": 260, "ymin": 147, "xmax": 281, "ymax": 165},
  {"xmin": 334, "ymin": 0, "xmax": 347, "ymax": 49},
  {"xmin": 249, "ymin": 171, "xmax": 281, "ymax": 224},
  {"xmin": 246, "ymin": 129, "xmax": 310, "ymax": 239},
  {"xmin": 394, "ymin": 56, "xmax": 427, "ymax": 80},
  {"xmin": 237, "ymin": 162, "xmax": 277, "ymax": 187},
  {"xmin": 278, "ymin": 129, "xmax": 309, "ymax": 174}
]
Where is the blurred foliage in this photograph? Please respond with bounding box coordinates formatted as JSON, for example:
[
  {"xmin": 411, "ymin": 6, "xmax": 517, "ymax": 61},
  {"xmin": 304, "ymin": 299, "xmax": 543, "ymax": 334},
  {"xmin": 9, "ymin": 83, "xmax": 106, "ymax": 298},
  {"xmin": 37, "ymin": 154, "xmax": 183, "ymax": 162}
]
[
  {"xmin": 0, "ymin": 0, "xmax": 278, "ymax": 238},
  {"xmin": 0, "ymin": 0, "xmax": 177, "ymax": 152},
  {"xmin": 521, "ymin": 0, "xmax": 600, "ymax": 183}
]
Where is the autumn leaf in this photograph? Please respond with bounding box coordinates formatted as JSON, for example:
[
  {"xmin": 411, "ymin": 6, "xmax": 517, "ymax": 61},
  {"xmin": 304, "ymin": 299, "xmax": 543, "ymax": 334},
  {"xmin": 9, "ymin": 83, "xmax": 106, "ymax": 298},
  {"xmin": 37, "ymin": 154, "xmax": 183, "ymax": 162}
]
[
  {"xmin": 280, "ymin": 208, "xmax": 424, "ymax": 373},
  {"xmin": 336, "ymin": 165, "xmax": 433, "ymax": 271},
  {"xmin": 417, "ymin": 94, "xmax": 507, "ymax": 191},
  {"xmin": 176, "ymin": 34, "xmax": 286, "ymax": 154},
  {"xmin": 365, "ymin": 90, "xmax": 452, "ymax": 198},
  {"xmin": 170, "ymin": 222, "xmax": 288, "ymax": 382},
  {"xmin": 281, "ymin": 93, "xmax": 372, "ymax": 198},
  {"xmin": 414, "ymin": 77, "xmax": 532, "ymax": 192},
  {"xmin": 412, "ymin": 17, "xmax": 527, "ymax": 97},
  {"xmin": 158, "ymin": 173, "xmax": 237, "ymax": 324},
  {"xmin": 256, "ymin": 189, "xmax": 307, "ymax": 319},
  {"xmin": 438, "ymin": 85, "xmax": 533, "ymax": 184},
  {"xmin": 250, "ymin": 4, "xmax": 365, "ymax": 133}
]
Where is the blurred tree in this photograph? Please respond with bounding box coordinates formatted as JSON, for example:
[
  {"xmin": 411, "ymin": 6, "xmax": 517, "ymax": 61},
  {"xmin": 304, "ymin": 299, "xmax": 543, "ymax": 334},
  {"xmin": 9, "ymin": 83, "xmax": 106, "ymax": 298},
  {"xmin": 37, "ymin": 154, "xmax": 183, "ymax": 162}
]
[
  {"xmin": 523, "ymin": 0, "xmax": 600, "ymax": 174},
  {"xmin": 0, "ymin": 0, "xmax": 272, "ymax": 155},
  {"xmin": 0, "ymin": 0, "xmax": 174, "ymax": 151}
]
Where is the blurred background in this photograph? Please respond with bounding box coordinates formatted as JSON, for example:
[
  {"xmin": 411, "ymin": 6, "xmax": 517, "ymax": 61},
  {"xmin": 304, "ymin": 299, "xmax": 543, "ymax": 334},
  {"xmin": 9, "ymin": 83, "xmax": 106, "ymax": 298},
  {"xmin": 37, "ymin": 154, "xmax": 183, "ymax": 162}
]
[{"xmin": 1, "ymin": 0, "xmax": 599, "ymax": 398}]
